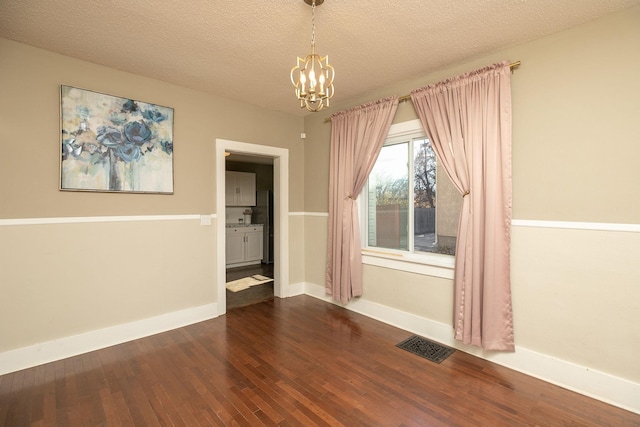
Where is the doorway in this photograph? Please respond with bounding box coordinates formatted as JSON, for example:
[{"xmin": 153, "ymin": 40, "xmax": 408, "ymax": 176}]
[
  {"xmin": 215, "ymin": 139, "xmax": 289, "ymax": 315},
  {"xmin": 225, "ymin": 154, "xmax": 274, "ymax": 309}
]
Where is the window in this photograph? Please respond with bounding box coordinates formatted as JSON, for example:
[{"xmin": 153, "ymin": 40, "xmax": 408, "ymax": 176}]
[{"xmin": 361, "ymin": 120, "xmax": 461, "ymax": 259}]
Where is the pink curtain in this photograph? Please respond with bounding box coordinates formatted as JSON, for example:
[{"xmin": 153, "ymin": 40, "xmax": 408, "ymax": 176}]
[
  {"xmin": 326, "ymin": 96, "xmax": 399, "ymax": 304},
  {"xmin": 410, "ymin": 62, "xmax": 514, "ymax": 351}
]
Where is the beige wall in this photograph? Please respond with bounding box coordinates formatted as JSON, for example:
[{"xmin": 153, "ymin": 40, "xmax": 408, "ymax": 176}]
[
  {"xmin": 0, "ymin": 38, "xmax": 304, "ymax": 352},
  {"xmin": 304, "ymin": 7, "xmax": 640, "ymax": 222},
  {"xmin": 303, "ymin": 6, "xmax": 640, "ymax": 383},
  {"xmin": 0, "ymin": 38, "xmax": 305, "ymax": 218},
  {"xmin": 1, "ymin": 220, "xmax": 216, "ymax": 350}
]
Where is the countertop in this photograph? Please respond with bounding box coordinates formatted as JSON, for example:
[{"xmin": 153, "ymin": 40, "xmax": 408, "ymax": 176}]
[{"xmin": 225, "ymin": 223, "xmax": 263, "ymax": 228}]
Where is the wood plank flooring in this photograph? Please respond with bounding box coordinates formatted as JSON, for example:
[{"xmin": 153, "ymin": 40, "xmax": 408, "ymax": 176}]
[{"xmin": 1, "ymin": 295, "xmax": 638, "ymax": 426}]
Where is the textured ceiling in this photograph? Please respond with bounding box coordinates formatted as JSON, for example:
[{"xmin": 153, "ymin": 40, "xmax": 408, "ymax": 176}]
[{"xmin": 1, "ymin": 0, "xmax": 639, "ymax": 116}]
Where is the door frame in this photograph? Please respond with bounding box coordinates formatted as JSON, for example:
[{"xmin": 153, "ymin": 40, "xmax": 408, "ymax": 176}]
[{"xmin": 215, "ymin": 139, "xmax": 289, "ymax": 315}]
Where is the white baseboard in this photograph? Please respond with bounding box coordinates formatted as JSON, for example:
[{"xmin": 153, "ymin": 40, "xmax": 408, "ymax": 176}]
[
  {"xmin": 0, "ymin": 303, "xmax": 218, "ymax": 376},
  {"xmin": 284, "ymin": 281, "xmax": 306, "ymax": 297},
  {"xmin": 304, "ymin": 282, "xmax": 640, "ymax": 414}
]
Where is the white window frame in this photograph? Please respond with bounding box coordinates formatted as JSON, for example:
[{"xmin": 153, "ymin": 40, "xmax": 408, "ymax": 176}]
[{"xmin": 359, "ymin": 119, "xmax": 455, "ymax": 279}]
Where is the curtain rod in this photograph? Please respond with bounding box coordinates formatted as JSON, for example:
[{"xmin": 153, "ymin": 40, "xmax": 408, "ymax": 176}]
[{"xmin": 323, "ymin": 61, "xmax": 521, "ymax": 123}]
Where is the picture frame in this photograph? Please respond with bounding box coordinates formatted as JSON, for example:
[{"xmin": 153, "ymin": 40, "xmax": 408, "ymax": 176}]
[{"xmin": 60, "ymin": 85, "xmax": 174, "ymax": 194}]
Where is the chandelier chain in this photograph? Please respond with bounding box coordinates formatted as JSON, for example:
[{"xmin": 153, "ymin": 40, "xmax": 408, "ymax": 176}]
[{"xmin": 311, "ymin": 0, "xmax": 316, "ymax": 51}]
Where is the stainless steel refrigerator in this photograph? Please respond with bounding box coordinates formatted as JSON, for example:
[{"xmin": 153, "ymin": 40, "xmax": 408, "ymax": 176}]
[{"xmin": 252, "ymin": 190, "xmax": 274, "ymax": 264}]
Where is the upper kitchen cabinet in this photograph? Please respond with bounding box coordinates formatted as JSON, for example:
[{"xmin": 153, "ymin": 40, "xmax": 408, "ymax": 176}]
[{"xmin": 225, "ymin": 171, "xmax": 256, "ymax": 206}]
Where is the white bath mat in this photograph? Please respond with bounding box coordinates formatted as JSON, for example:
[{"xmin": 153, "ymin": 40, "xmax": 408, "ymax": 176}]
[{"xmin": 225, "ymin": 275, "xmax": 274, "ymax": 292}]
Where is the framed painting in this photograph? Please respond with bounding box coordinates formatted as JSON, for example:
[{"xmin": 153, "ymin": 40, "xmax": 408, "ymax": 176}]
[{"xmin": 60, "ymin": 85, "xmax": 174, "ymax": 193}]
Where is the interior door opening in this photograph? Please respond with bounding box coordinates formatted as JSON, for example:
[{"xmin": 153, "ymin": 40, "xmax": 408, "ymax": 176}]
[
  {"xmin": 224, "ymin": 154, "xmax": 275, "ymax": 310},
  {"xmin": 215, "ymin": 139, "xmax": 289, "ymax": 315}
]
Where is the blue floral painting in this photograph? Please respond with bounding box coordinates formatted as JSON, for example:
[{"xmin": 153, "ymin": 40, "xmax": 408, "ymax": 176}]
[{"xmin": 60, "ymin": 86, "xmax": 174, "ymax": 193}]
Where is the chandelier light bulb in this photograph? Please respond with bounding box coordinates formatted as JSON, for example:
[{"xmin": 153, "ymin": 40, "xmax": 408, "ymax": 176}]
[{"xmin": 309, "ymin": 69, "xmax": 316, "ymax": 90}]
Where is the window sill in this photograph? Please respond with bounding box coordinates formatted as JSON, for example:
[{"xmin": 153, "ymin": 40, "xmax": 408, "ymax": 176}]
[{"xmin": 361, "ymin": 249, "xmax": 455, "ymax": 280}]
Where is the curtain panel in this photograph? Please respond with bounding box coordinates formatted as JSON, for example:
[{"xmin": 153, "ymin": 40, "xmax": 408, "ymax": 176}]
[
  {"xmin": 326, "ymin": 96, "xmax": 399, "ymax": 304},
  {"xmin": 410, "ymin": 62, "xmax": 514, "ymax": 351}
]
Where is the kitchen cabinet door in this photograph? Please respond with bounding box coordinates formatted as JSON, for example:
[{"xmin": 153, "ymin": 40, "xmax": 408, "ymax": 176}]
[
  {"xmin": 225, "ymin": 171, "xmax": 256, "ymax": 206},
  {"xmin": 244, "ymin": 229, "xmax": 263, "ymax": 262},
  {"xmin": 225, "ymin": 226, "xmax": 263, "ymax": 267},
  {"xmin": 225, "ymin": 229, "xmax": 245, "ymax": 265},
  {"xmin": 236, "ymin": 172, "xmax": 256, "ymax": 206}
]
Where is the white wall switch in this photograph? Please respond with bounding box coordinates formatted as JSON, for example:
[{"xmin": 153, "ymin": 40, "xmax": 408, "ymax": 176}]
[{"xmin": 200, "ymin": 215, "xmax": 211, "ymax": 226}]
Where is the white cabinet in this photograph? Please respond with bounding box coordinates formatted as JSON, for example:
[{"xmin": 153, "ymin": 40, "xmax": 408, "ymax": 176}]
[
  {"xmin": 225, "ymin": 230, "xmax": 246, "ymax": 265},
  {"xmin": 226, "ymin": 225, "xmax": 263, "ymax": 267},
  {"xmin": 225, "ymin": 171, "xmax": 256, "ymax": 206},
  {"xmin": 244, "ymin": 230, "xmax": 263, "ymax": 262}
]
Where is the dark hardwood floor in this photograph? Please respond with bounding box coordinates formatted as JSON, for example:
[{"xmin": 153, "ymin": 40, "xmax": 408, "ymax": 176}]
[{"xmin": 1, "ymin": 295, "xmax": 638, "ymax": 426}]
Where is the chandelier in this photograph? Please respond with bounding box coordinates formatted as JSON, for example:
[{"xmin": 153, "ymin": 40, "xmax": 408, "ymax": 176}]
[{"xmin": 290, "ymin": 0, "xmax": 335, "ymax": 112}]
